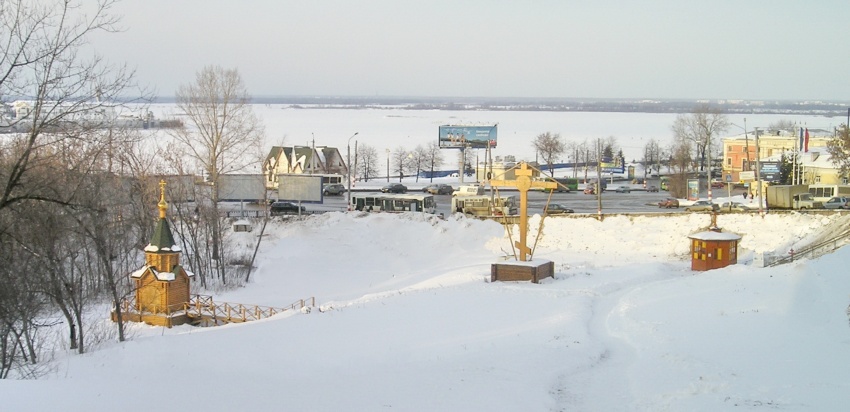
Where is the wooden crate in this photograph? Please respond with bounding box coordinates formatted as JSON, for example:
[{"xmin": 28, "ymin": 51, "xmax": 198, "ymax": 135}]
[{"xmin": 491, "ymin": 260, "xmax": 554, "ymax": 283}]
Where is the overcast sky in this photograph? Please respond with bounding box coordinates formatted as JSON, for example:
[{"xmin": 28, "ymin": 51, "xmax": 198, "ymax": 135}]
[{"xmin": 91, "ymin": 0, "xmax": 850, "ymax": 101}]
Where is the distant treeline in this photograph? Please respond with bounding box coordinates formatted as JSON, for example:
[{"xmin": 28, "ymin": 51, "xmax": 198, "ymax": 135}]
[{"xmin": 151, "ymin": 96, "xmax": 850, "ymax": 117}]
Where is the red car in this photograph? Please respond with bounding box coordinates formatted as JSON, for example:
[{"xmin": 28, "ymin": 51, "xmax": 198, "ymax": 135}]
[
  {"xmin": 710, "ymin": 180, "xmax": 725, "ymax": 189},
  {"xmin": 658, "ymin": 198, "xmax": 679, "ymax": 208}
]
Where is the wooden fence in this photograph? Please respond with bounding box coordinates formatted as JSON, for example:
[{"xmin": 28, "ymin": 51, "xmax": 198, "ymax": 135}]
[{"xmin": 114, "ymin": 294, "xmax": 315, "ymax": 326}]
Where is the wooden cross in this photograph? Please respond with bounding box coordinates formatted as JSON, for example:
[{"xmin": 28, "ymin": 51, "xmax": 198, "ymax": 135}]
[{"xmin": 489, "ymin": 162, "xmax": 557, "ymax": 261}]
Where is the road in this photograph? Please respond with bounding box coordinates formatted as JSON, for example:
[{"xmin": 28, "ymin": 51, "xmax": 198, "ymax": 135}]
[
  {"xmin": 305, "ymin": 189, "xmax": 723, "ymax": 216},
  {"xmin": 249, "ymin": 181, "xmax": 752, "ymax": 216}
]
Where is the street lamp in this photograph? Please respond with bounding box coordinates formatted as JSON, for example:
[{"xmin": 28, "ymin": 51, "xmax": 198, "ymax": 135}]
[
  {"xmin": 754, "ymin": 127, "xmax": 764, "ymax": 218},
  {"xmin": 346, "ymin": 132, "xmax": 359, "ymax": 210}
]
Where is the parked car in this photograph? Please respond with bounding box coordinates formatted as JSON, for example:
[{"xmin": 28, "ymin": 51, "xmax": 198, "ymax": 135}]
[
  {"xmin": 710, "ymin": 179, "xmax": 725, "ymax": 189},
  {"xmin": 270, "ymin": 201, "xmax": 305, "ymax": 215},
  {"xmin": 684, "ymin": 200, "xmax": 719, "ymax": 212},
  {"xmin": 323, "ymin": 183, "xmax": 345, "ymax": 196},
  {"xmin": 823, "ymin": 196, "xmax": 850, "ymax": 209},
  {"xmin": 658, "ymin": 198, "xmax": 679, "ymax": 208},
  {"xmin": 423, "ymin": 183, "xmax": 453, "ymax": 195},
  {"xmin": 543, "ymin": 203, "xmax": 574, "ymax": 215},
  {"xmin": 719, "ymin": 201, "xmax": 749, "ymax": 213},
  {"xmin": 381, "ymin": 183, "xmax": 407, "ymax": 193},
  {"xmin": 646, "ymin": 185, "xmax": 659, "ymax": 192},
  {"xmin": 615, "ymin": 186, "xmax": 631, "ymax": 193}
]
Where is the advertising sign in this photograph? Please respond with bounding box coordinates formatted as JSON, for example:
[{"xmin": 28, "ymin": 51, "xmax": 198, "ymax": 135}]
[
  {"xmin": 739, "ymin": 171, "xmax": 755, "ymax": 181},
  {"xmin": 759, "ymin": 161, "xmax": 781, "ymax": 182},
  {"xmin": 438, "ymin": 125, "xmax": 497, "ymax": 149},
  {"xmin": 277, "ymin": 174, "xmax": 323, "ymax": 203},
  {"xmin": 687, "ymin": 178, "xmax": 700, "ymax": 201},
  {"xmin": 601, "ymin": 155, "xmax": 625, "ymax": 173},
  {"xmin": 218, "ymin": 174, "xmax": 266, "ymax": 201}
]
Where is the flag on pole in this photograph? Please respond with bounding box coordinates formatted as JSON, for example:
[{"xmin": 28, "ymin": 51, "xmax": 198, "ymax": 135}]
[
  {"xmin": 799, "ymin": 127, "xmax": 804, "ymax": 151},
  {"xmin": 804, "ymin": 128, "xmax": 809, "ymax": 152}
]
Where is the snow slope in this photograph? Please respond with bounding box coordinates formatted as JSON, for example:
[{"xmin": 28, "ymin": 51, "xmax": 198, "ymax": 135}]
[{"xmin": 4, "ymin": 211, "xmax": 850, "ymax": 411}]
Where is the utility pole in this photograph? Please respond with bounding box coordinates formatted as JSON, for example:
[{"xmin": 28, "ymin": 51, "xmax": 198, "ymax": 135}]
[
  {"xmin": 743, "ymin": 118, "xmax": 750, "ymax": 172},
  {"xmin": 596, "ymin": 139, "xmax": 603, "ymax": 220},
  {"xmin": 310, "ymin": 134, "xmax": 315, "ymax": 175},
  {"xmin": 707, "ymin": 129, "xmax": 713, "ymax": 202},
  {"xmin": 754, "ymin": 127, "xmax": 764, "ymax": 217}
]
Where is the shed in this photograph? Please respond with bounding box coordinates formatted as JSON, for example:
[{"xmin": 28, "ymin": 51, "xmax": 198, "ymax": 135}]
[
  {"xmin": 688, "ymin": 230, "xmax": 742, "ymax": 271},
  {"xmin": 233, "ymin": 219, "xmax": 253, "ymax": 232}
]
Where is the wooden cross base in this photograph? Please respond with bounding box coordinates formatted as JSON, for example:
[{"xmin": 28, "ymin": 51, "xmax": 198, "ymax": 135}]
[{"xmin": 491, "ymin": 259, "xmax": 554, "ymax": 284}]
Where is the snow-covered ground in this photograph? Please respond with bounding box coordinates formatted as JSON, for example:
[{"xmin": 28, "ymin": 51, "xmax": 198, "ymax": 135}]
[{"xmin": 4, "ymin": 209, "xmax": 850, "ymax": 411}]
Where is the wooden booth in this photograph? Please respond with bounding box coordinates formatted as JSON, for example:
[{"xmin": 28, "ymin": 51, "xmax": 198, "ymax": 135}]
[{"xmin": 688, "ymin": 230, "xmax": 742, "ymax": 271}]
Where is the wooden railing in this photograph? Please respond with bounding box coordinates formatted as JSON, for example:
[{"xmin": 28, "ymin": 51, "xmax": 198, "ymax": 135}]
[
  {"xmin": 114, "ymin": 294, "xmax": 315, "ymax": 325},
  {"xmin": 183, "ymin": 295, "xmax": 315, "ymax": 323}
]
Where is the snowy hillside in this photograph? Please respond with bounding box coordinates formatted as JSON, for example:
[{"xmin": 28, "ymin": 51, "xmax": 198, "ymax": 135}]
[{"xmin": 4, "ymin": 211, "xmax": 850, "ymax": 411}]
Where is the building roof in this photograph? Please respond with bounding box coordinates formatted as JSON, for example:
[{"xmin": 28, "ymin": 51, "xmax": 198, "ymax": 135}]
[
  {"xmin": 144, "ymin": 180, "xmax": 180, "ymax": 253},
  {"xmin": 145, "ymin": 217, "xmax": 180, "ymax": 252},
  {"xmin": 130, "ymin": 264, "xmax": 194, "ymax": 281},
  {"xmin": 688, "ymin": 231, "xmax": 742, "ymax": 241}
]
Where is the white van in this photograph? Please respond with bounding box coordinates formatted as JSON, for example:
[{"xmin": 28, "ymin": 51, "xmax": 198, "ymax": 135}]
[{"xmin": 452, "ymin": 185, "xmax": 485, "ymax": 197}]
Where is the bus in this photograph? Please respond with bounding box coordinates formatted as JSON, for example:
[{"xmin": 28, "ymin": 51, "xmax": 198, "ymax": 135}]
[
  {"xmin": 660, "ymin": 176, "xmax": 670, "ymax": 191},
  {"xmin": 532, "ymin": 177, "xmax": 579, "ymax": 193},
  {"xmin": 451, "ymin": 195, "xmax": 518, "ymax": 217},
  {"xmin": 808, "ymin": 184, "xmax": 850, "ymax": 202},
  {"xmin": 350, "ymin": 193, "xmax": 436, "ymax": 214}
]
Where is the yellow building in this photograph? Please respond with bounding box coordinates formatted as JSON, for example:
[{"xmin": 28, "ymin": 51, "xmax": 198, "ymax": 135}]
[{"xmin": 721, "ymin": 128, "xmax": 836, "ymax": 182}]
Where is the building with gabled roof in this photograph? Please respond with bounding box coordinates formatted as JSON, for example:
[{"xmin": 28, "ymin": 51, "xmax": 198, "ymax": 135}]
[{"xmin": 263, "ymin": 145, "xmax": 348, "ymax": 189}]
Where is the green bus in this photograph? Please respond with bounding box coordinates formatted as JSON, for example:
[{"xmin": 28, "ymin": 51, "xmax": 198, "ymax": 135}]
[
  {"xmin": 536, "ymin": 177, "xmax": 579, "ymax": 193},
  {"xmin": 660, "ymin": 176, "xmax": 670, "ymax": 191}
]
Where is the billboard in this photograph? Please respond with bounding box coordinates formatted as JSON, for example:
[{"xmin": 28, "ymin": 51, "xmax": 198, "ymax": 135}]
[
  {"xmin": 218, "ymin": 174, "xmax": 266, "ymax": 201},
  {"xmin": 438, "ymin": 125, "xmax": 497, "ymax": 149},
  {"xmin": 601, "ymin": 155, "xmax": 625, "ymax": 173},
  {"xmin": 277, "ymin": 174, "xmax": 323, "ymax": 203},
  {"xmin": 687, "ymin": 178, "xmax": 700, "ymax": 201},
  {"xmin": 759, "ymin": 161, "xmax": 781, "ymax": 182}
]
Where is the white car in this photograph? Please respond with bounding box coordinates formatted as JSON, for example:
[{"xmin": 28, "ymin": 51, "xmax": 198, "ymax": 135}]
[{"xmin": 823, "ymin": 196, "xmax": 849, "ymax": 209}]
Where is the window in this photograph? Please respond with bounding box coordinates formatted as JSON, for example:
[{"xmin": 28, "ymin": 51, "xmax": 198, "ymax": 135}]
[
  {"xmin": 726, "ymin": 158, "xmax": 732, "ymax": 166},
  {"xmin": 814, "ymin": 175, "xmax": 821, "ymax": 183}
]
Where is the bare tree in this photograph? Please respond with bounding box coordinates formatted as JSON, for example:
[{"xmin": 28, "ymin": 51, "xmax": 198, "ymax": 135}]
[
  {"xmin": 768, "ymin": 119, "xmax": 796, "ymax": 134},
  {"xmin": 642, "ymin": 139, "xmax": 662, "ymax": 177},
  {"xmin": 0, "ymin": 0, "xmax": 142, "ymax": 377},
  {"xmin": 532, "ymin": 132, "xmax": 566, "ymax": 176},
  {"xmin": 666, "ymin": 138, "xmax": 694, "ymax": 198},
  {"xmin": 171, "ymin": 66, "xmax": 264, "ymax": 185},
  {"xmin": 407, "ymin": 145, "xmax": 429, "ymax": 182},
  {"xmin": 578, "ymin": 139, "xmax": 594, "ymax": 183},
  {"xmin": 356, "ymin": 144, "xmax": 378, "ymax": 182},
  {"xmin": 390, "ymin": 146, "xmax": 408, "ymax": 181},
  {"xmin": 0, "ymin": 0, "xmax": 139, "ymax": 212},
  {"xmin": 827, "ymin": 123, "xmax": 850, "ymax": 177},
  {"xmin": 462, "ymin": 148, "xmax": 476, "ymax": 177},
  {"xmin": 425, "ymin": 142, "xmax": 444, "ymax": 182},
  {"xmin": 671, "ymin": 105, "xmax": 728, "ymax": 175},
  {"xmin": 169, "ymin": 66, "xmax": 264, "ymax": 279}
]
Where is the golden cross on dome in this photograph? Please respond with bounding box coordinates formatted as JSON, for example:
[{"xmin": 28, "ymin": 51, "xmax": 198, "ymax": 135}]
[{"xmin": 158, "ymin": 180, "xmax": 168, "ymax": 219}]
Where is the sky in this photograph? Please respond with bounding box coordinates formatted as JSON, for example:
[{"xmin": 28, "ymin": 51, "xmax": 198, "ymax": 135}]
[
  {"xmin": 88, "ymin": 0, "xmax": 850, "ymax": 101},
  {"xmin": 3, "ymin": 191, "xmax": 850, "ymax": 410}
]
